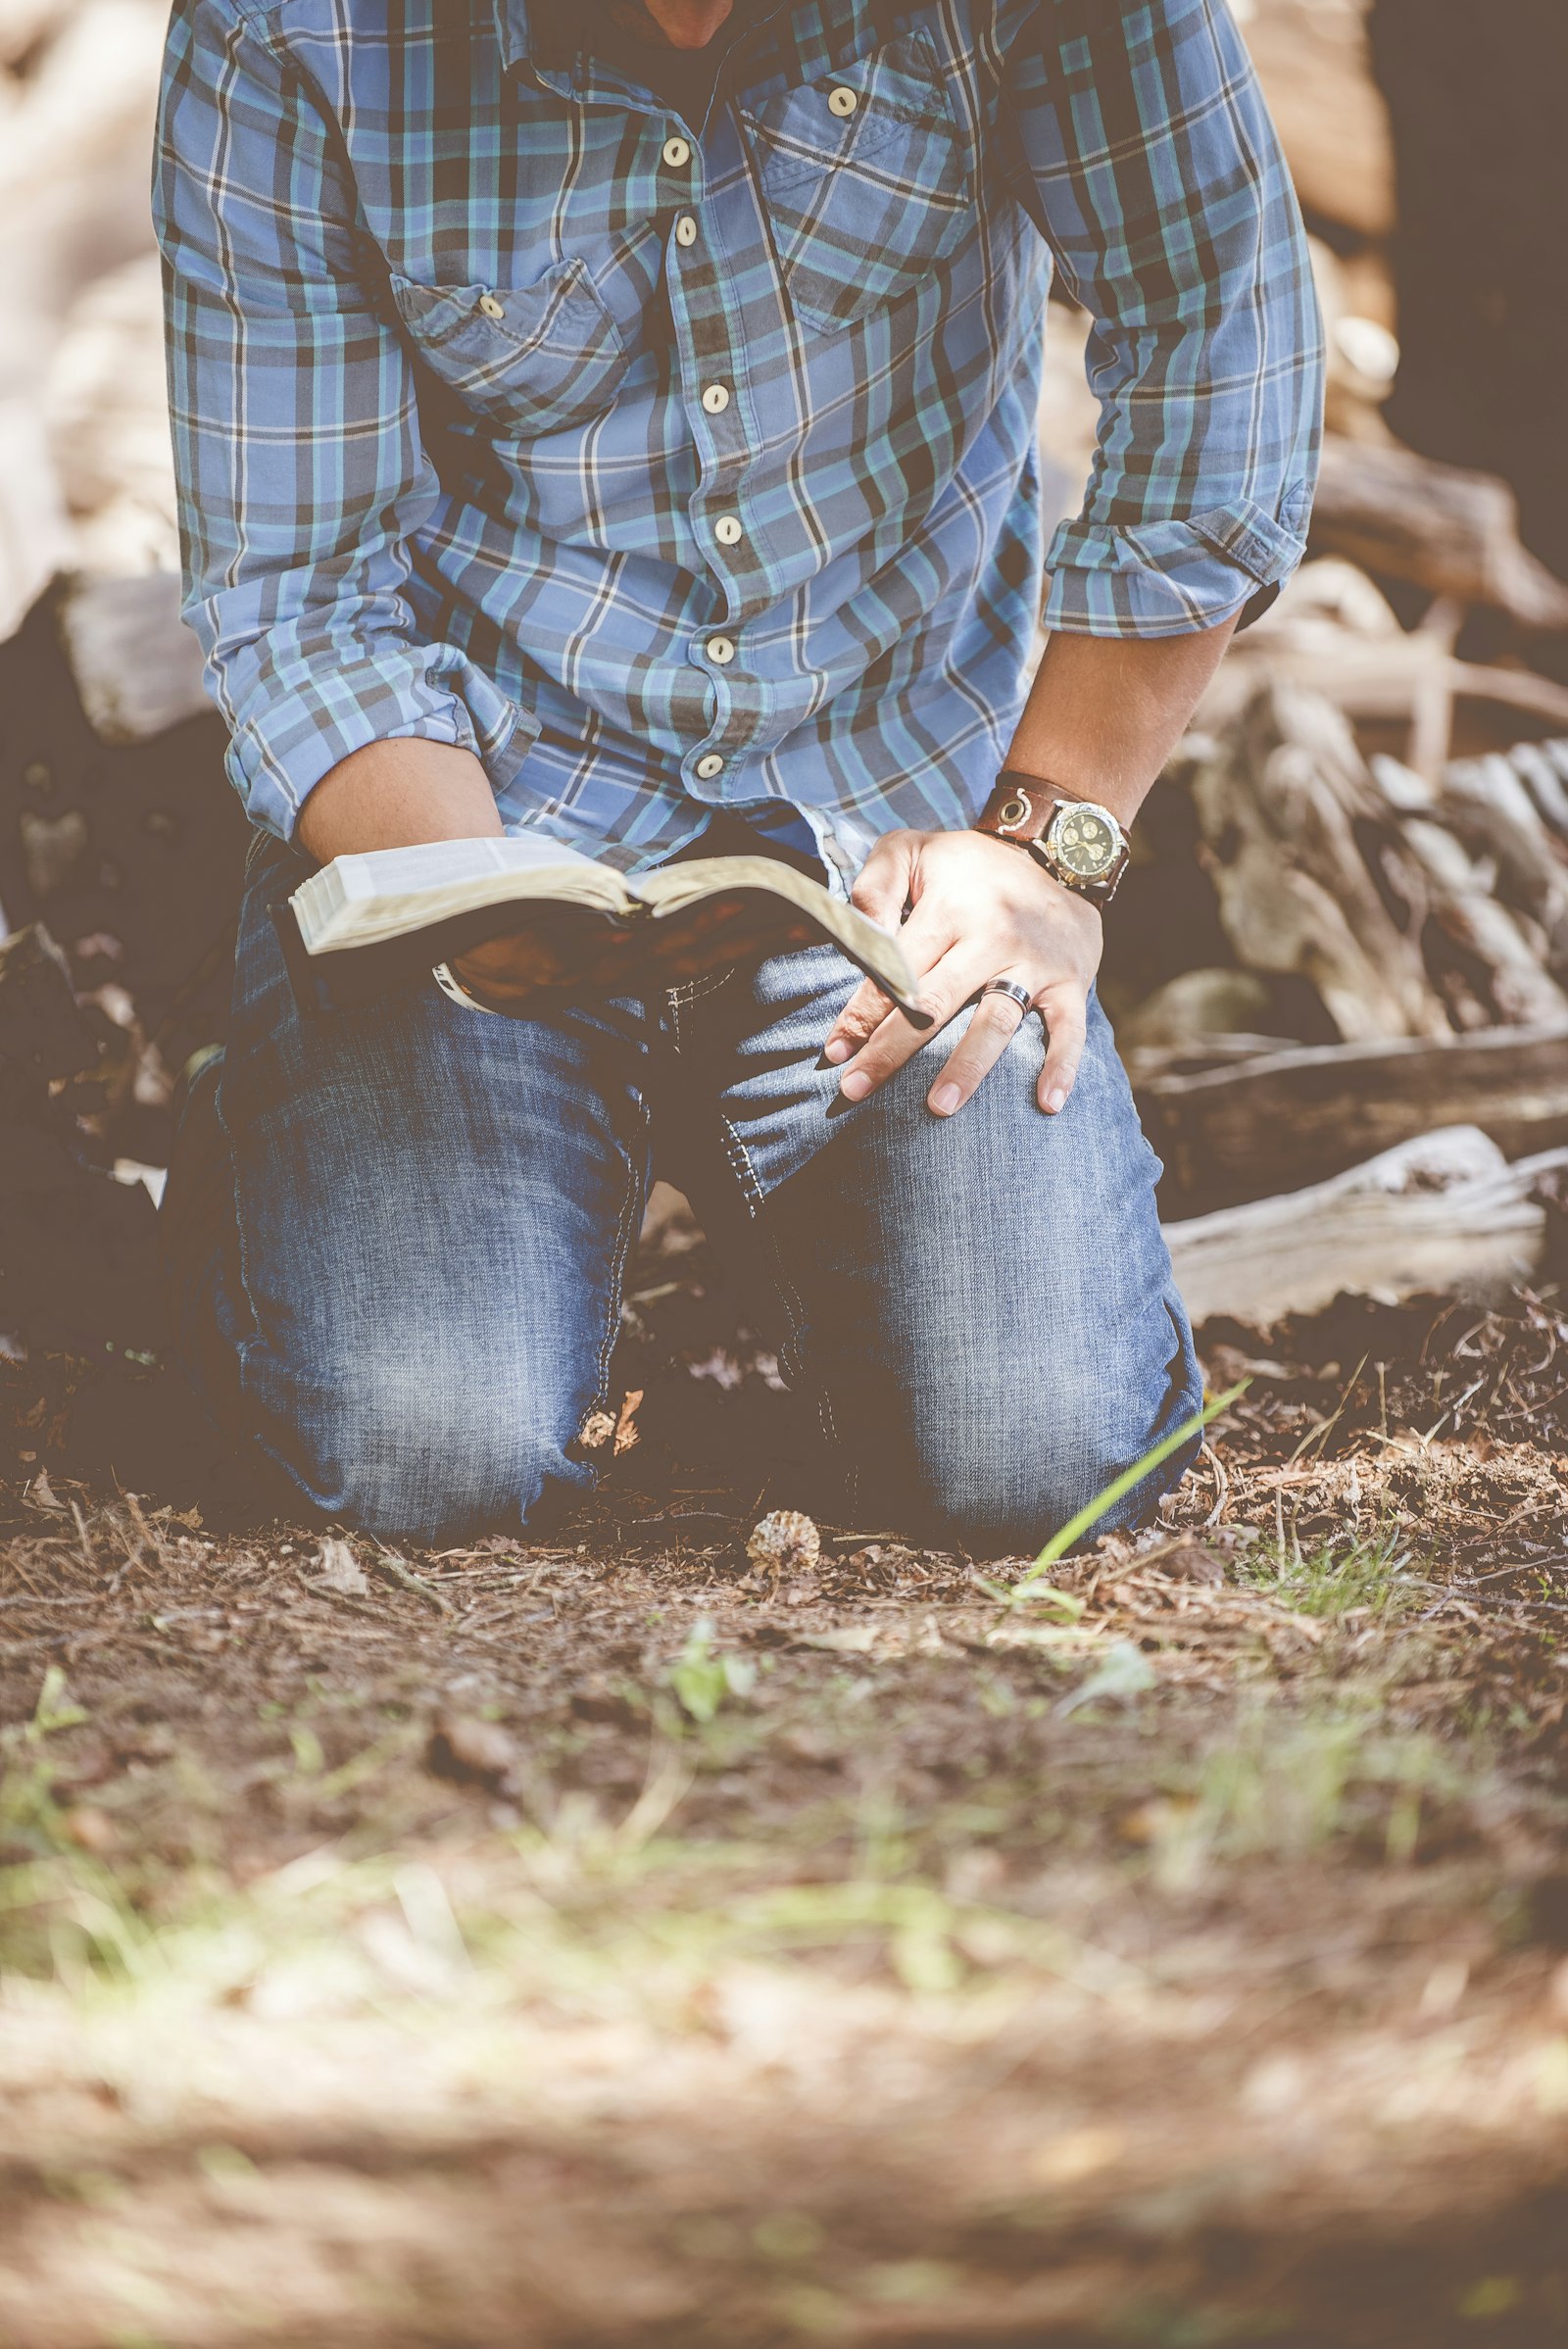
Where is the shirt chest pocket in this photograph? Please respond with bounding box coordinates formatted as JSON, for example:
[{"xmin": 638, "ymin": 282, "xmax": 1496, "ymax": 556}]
[
  {"xmin": 742, "ymin": 33, "xmax": 972, "ymax": 334},
  {"xmin": 389, "ymin": 223, "xmax": 660, "ymax": 437}
]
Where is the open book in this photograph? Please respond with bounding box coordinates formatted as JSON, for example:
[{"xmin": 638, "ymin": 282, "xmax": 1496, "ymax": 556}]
[{"xmin": 276, "ymin": 833, "xmax": 926, "ymax": 1019}]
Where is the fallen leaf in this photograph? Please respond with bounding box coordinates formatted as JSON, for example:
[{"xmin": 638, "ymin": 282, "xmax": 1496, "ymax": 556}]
[
  {"xmin": 613, "ymin": 1388, "xmax": 644, "ymax": 1454},
  {"xmin": 1057, "ymin": 1639, "xmax": 1155, "ymax": 1717},
  {"xmin": 427, "ymin": 1712, "xmax": 518, "ymax": 1785},
  {"xmin": 795, "ymin": 1625, "xmax": 879, "ymax": 1654},
  {"xmin": 58, "ymin": 1805, "xmax": 117, "ymax": 1856},
  {"xmin": 314, "ymin": 1539, "xmax": 370, "ymax": 1596}
]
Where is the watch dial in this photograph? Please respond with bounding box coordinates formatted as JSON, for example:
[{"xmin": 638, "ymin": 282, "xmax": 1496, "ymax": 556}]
[{"xmin": 1052, "ymin": 808, "xmax": 1117, "ymax": 879}]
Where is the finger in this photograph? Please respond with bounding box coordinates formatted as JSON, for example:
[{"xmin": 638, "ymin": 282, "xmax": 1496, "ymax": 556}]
[
  {"xmin": 1036, "ymin": 984, "xmax": 1088, "ymax": 1115},
  {"xmin": 837, "ymin": 945, "xmax": 986, "ymax": 1101},
  {"xmin": 823, "ymin": 893, "xmax": 956, "ymax": 1065},
  {"xmin": 926, "ymin": 983, "xmax": 1032, "ymax": 1117}
]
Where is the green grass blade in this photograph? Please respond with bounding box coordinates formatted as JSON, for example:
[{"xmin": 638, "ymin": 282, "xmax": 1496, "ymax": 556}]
[{"xmin": 1010, "ymin": 1379, "xmax": 1250, "ymax": 1597}]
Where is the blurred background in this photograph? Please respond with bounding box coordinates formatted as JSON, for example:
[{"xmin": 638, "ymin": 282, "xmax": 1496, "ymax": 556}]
[{"xmin": 1, "ymin": 0, "xmax": 1567, "ymax": 1349}]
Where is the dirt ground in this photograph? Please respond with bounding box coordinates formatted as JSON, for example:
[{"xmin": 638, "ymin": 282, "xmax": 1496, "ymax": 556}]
[{"xmin": 0, "ymin": 1213, "xmax": 1564, "ymax": 2348}]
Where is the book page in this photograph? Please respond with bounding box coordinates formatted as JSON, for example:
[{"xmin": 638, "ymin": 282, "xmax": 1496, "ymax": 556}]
[{"xmin": 291, "ymin": 834, "xmax": 633, "ymax": 953}]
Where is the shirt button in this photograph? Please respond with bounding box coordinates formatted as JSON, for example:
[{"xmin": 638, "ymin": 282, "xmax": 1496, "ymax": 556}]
[
  {"xmin": 706, "ymin": 635, "xmax": 737, "ymax": 665},
  {"xmin": 827, "ymin": 85, "xmax": 858, "ymax": 117},
  {"xmin": 478, "ymin": 292, "xmax": 506, "ymax": 318},
  {"xmin": 675, "ymin": 213, "xmax": 698, "ymax": 248},
  {"xmin": 662, "ymin": 134, "xmax": 692, "ymax": 168},
  {"xmin": 695, "ymin": 753, "xmax": 724, "ymax": 780},
  {"xmin": 713, "ymin": 514, "xmax": 744, "ymax": 546},
  {"xmin": 701, "ymin": 382, "xmax": 730, "ymax": 415}
]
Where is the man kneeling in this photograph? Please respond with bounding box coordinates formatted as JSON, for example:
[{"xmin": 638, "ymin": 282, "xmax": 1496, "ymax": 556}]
[{"xmin": 154, "ymin": 0, "xmax": 1322, "ymax": 1544}]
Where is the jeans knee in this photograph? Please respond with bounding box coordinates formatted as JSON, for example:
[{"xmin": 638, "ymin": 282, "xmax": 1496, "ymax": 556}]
[
  {"xmin": 887, "ymin": 1326, "xmax": 1203, "ymax": 1556},
  {"xmin": 269, "ymin": 1356, "xmax": 584, "ymax": 1542}
]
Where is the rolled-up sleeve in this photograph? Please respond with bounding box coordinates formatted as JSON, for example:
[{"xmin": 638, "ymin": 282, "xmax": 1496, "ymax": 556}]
[
  {"xmin": 153, "ymin": 0, "xmax": 534, "ymax": 840},
  {"xmin": 1004, "ymin": 0, "xmax": 1324, "ymax": 637}
]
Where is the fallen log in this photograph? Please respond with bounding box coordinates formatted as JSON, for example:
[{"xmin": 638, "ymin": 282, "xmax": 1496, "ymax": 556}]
[
  {"xmin": 1242, "ymin": 0, "xmax": 1396, "ymax": 244},
  {"xmin": 1139, "ymin": 1020, "xmax": 1568, "ymax": 1216},
  {"xmin": 1311, "ymin": 439, "xmax": 1568, "ymax": 632},
  {"xmin": 1166, "ymin": 1126, "xmax": 1564, "ymax": 1329}
]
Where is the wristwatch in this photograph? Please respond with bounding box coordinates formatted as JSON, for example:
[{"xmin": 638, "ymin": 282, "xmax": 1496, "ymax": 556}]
[{"xmin": 972, "ymin": 770, "xmax": 1130, "ymax": 907}]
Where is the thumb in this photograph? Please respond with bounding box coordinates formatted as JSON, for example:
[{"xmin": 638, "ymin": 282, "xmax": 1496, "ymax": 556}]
[{"xmin": 851, "ymin": 832, "xmax": 920, "ymax": 931}]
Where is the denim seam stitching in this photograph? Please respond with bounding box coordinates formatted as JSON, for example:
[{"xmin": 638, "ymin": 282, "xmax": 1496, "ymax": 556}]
[
  {"xmin": 587, "ymin": 1103, "xmax": 649, "ymax": 1448},
  {"xmin": 665, "ymin": 966, "xmax": 735, "ymax": 1031}
]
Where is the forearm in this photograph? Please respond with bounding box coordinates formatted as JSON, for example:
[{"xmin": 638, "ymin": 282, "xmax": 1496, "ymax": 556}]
[
  {"xmin": 295, "ymin": 737, "xmax": 504, "ymax": 862},
  {"xmin": 1001, "ymin": 619, "xmax": 1238, "ymax": 828}
]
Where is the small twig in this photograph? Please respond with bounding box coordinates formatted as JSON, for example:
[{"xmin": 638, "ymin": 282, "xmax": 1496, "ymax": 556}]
[
  {"xmin": 372, "ymin": 1546, "xmax": 453, "ymax": 1616},
  {"xmin": 294, "ymin": 1576, "xmax": 390, "ymax": 1625},
  {"xmin": 1288, "ymin": 1353, "xmax": 1368, "ymax": 1467}
]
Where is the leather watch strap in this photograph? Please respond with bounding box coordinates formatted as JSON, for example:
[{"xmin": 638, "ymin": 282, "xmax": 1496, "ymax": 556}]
[{"xmin": 973, "ymin": 770, "xmax": 1075, "ymax": 845}]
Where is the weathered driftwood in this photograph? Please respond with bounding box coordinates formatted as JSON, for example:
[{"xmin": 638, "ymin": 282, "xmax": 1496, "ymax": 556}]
[
  {"xmin": 1311, "ymin": 438, "xmax": 1568, "ymax": 632},
  {"xmin": 1165, "ymin": 1127, "xmax": 1565, "ymax": 1329},
  {"xmin": 1201, "ymin": 578, "xmax": 1568, "ymax": 769},
  {"xmin": 0, "ymin": 0, "xmax": 166, "ymax": 392},
  {"xmin": 1400, "ymin": 817, "xmax": 1568, "ymax": 1029},
  {"xmin": 1139, "ymin": 1021, "xmax": 1568, "ymax": 1216},
  {"xmin": 0, "ymin": 395, "xmax": 72, "ymax": 647},
  {"xmin": 1176, "ymin": 671, "xmax": 1568, "ymax": 1052},
  {"xmin": 1242, "ymin": 0, "xmax": 1396, "ymax": 244},
  {"xmin": 58, "ymin": 571, "xmax": 209, "ymax": 744},
  {"xmin": 47, "ymin": 252, "xmax": 181, "ymax": 580},
  {"xmin": 1186, "ymin": 680, "xmax": 1451, "ymax": 1044}
]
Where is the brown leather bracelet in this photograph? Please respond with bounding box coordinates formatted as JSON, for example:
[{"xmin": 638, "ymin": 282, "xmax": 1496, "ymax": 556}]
[{"xmin": 973, "ymin": 770, "xmax": 1077, "ymax": 849}]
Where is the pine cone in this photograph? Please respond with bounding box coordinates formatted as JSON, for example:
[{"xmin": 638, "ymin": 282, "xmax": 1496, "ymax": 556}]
[{"xmin": 747, "ymin": 1508, "xmax": 821, "ymax": 1579}]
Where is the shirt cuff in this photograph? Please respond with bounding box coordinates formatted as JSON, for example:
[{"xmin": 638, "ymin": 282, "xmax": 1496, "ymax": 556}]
[
  {"xmin": 1043, "ymin": 491, "xmax": 1311, "ymax": 640},
  {"xmin": 222, "ymin": 640, "xmax": 540, "ymax": 842}
]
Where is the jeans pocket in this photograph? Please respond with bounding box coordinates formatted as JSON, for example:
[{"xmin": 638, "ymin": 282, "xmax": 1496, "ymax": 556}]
[
  {"xmin": 744, "ymin": 32, "xmax": 972, "ymax": 333},
  {"xmin": 390, "ymin": 220, "xmax": 660, "ymax": 434}
]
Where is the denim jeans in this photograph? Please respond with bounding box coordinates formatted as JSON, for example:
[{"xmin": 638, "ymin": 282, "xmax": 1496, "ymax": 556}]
[{"xmin": 167, "ymin": 832, "xmax": 1202, "ymax": 1548}]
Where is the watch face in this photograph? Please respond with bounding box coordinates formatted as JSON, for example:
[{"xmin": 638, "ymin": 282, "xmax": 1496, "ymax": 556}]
[{"xmin": 1050, "ymin": 805, "xmax": 1120, "ymax": 881}]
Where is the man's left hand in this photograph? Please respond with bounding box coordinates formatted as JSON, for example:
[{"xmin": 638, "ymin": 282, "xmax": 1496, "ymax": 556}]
[{"xmin": 822, "ymin": 827, "xmax": 1102, "ymax": 1119}]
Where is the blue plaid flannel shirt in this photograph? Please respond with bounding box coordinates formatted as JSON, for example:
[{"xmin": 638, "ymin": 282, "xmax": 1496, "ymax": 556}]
[{"xmin": 155, "ymin": 0, "xmax": 1323, "ymax": 877}]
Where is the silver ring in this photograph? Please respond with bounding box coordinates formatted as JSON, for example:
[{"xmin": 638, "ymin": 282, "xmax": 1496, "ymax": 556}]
[{"xmin": 980, "ymin": 977, "xmax": 1036, "ymax": 1016}]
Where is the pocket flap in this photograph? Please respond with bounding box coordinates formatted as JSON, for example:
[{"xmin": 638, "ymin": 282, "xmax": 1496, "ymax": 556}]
[
  {"xmin": 390, "ymin": 260, "xmax": 623, "ymax": 414},
  {"xmin": 744, "ymin": 32, "xmax": 958, "ymax": 199}
]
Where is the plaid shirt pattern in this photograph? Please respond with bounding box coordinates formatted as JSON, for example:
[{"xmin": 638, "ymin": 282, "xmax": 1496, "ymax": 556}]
[{"xmin": 155, "ymin": 0, "xmax": 1322, "ymax": 873}]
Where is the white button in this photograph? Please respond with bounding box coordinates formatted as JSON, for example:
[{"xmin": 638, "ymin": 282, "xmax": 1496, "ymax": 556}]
[
  {"xmin": 478, "ymin": 292, "xmax": 506, "ymax": 318},
  {"xmin": 706, "ymin": 635, "xmax": 736, "ymax": 665},
  {"xmin": 701, "ymin": 382, "xmax": 730, "ymax": 415},
  {"xmin": 662, "ymin": 134, "xmax": 692, "ymax": 168},
  {"xmin": 827, "ymin": 84, "xmax": 858, "ymax": 117},
  {"xmin": 713, "ymin": 514, "xmax": 744, "ymax": 546},
  {"xmin": 695, "ymin": 754, "xmax": 724, "ymax": 780},
  {"xmin": 675, "ymin": 213, "xmax": 698, "ymax": 248}
]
